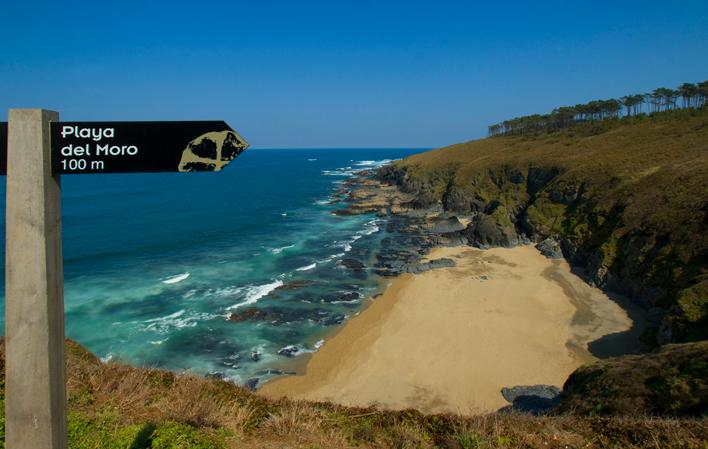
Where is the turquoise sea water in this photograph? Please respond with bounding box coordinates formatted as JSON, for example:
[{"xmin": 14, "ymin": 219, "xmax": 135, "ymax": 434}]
[{"xmin": 0, "ymin": 148, "xmax": 423, "ymax": 384}]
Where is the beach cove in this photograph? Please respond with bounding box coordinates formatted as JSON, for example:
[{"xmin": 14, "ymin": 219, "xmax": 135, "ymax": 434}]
[{"xmin": 260, "ymin": 244, "xmax": 642, "ymax": 414}]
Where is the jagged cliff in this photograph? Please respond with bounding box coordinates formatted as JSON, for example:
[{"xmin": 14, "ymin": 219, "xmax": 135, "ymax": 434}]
[{"xmin": 377, "ymin": 108, "xmax": 708, "ymax": 345}]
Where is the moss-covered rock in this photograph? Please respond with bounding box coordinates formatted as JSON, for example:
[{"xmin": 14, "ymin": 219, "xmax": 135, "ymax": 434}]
[{"xmin": 556, "ymin": 341, "xmax": 708, "ymax": 416}]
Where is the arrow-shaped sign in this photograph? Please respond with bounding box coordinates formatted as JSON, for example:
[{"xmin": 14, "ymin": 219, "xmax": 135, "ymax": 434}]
[{"xmin": 0, "ymin": 120, "xmax": 248, "ymax": 175}]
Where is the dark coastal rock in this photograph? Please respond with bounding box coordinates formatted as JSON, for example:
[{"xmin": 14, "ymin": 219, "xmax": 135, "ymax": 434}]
[
  {"xmin": 315, "ymin": 311, "xmax": 346, "ymax": 326},
  {"xmin": 206, "ymin": 371, "xmax": 225, "ymax": 380},
  {"xmin": 442, "ymin": 184, "xmax": 471, "ymax": 212},
  {"xmin": 410, "ymin": 189, "xmax": 438, "ymax": 209},
  {"xmin": 277, "ymin": 345, "xmax": 300, "ymax": 357},
  {"xmin": 500, "ymin": 385, "xmax": 561, "ymax": 415},
  {"xmin": 245, "ymin": 377, "xmax": 259, "ymax": 391},
  {"xmin": 430, "ymin": 232, "xmax": 469, "ymax": 247},
  {"xmin": 220, "ymin": 353, "xmax": 241, "ymax": 369},
  {"xmin": 229, "ymin": 308, "xmax": 269, "ymax": 322},
  {"xmin": 256, "ymin": 368, "xmax": 296, "ymax": 376},
  {"xmin": 332, "ymin": 208, "xmax": 359, "ymax": 216},
  {"xmin": 275, "ymin": 279, "xmax": 312, "ymax": 291},
  {"xmin": 339, "ymin": 258, "xmax": 366, "ymax": 272},
  {"xmin": 319, "ymin": 291, "xmax": 360, "ymax": 304},
  {"xmin": 425, "ymin": 216, "xmax": 466, "ymax": 234},
  {"xmin": 250, "ymin": 351, "xmax": 261, "ymax": 362},
  {"xmin": 230, "ymin": 306, "xmax": 346, "ymax": 326},
  {"xmin": 465, "ymin": 214, "xmax": 521, "ymax": 248},
  {"xmin": 536, "ymin": 237, "xmax": 563, "ymax": 259},
  {"xmin": 403, "ymin": 258, "xmax": 456, "ymax": 274}
]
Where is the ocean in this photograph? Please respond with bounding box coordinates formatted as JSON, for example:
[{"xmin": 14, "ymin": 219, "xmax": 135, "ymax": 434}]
[{"xmin": 0, "ymin": 148, "xmax": 423, "ymax": 385}]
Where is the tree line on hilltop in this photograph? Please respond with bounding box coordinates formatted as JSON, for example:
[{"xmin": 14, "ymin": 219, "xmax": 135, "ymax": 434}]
[{"xmin": 488, "ymin": 80, "xmax": 708, "ymax": 137}]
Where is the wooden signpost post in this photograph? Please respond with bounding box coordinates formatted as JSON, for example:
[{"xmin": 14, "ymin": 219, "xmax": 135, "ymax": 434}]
[{"xmin": 1, "ymin": 109, "xmax": 248, "ymax": 449}]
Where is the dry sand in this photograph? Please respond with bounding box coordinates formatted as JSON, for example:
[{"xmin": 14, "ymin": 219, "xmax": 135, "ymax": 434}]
[{"xmin": 259, "ymin": 245, "xmax": 635, "ymax": 414}]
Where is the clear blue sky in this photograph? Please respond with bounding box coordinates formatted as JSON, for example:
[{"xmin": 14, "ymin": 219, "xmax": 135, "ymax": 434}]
[{"xmin": 2, "ymin": 0, "xmax": 707, "ymax": 148}]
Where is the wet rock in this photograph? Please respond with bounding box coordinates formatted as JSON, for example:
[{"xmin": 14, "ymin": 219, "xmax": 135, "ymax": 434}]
[
  {"xmin": 256, "ymin": 368, "xmax": 296, "ymax": 376},
  {"xmin": 320, "ymin": 291, "xmax": 360, "ymax": 304},
  {"xmin": 245, "ymin": 377, "xmax": 259, "ymax": 391},
  {"xmin": 314, "ymin": 310, "xmax": 346, "ymax": 326},
  {"xmin": 536, "ymin": 237, "xmax": 563, "ymax": 259},
  {"xmin": 228, "ymin": 308, "xmax": 269, "ymax": 323},
  {"xmin": 332, "ymin": 208, "xmax": 359, "ymax": 216},
  {"xmin": 206, "ymin": 371, "xmax": 225, "ymax": 380},
  {"xmin": 275, "ymin": 279, "xmax": 312, "ymax": 291},
  {"xmin": 250, "ymin": 351, "xmax": 261, "ymax": 362},
  {"xmin": 404, "ymin": 258, "xmax": 455, "ymax": 274},
  {"xmin": 339, "ymin": 258, "xmax": 366, "ymax": 272}
]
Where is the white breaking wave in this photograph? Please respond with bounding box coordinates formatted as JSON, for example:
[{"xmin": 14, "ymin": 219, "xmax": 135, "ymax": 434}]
[
  {"xmin": 353, "ymin": 159, "xmax": 394, "ymax": 167},
  {"xmin": 307, "ymin": 158, "xmax": 317, "ymax": 161},
  {"xmin": 162, "ymin": 272, "xmax": 190, "ymax": 284},
  {"xmin": 318, "ymin": 252, "xmax": 346, "ymax": 264},
  {"xmin": 143, "ymin": 309, "xmax": 217, "ymax": 334},
  {"xmin": 145, "ymin": 309, "xmax": 185, "ymax": 322},
  {"xmin": 359, "ymin": 219, "xmax": 381, "ymax": 236},
  {"xmin": 101, "ymin": 352, "xmax": 113, "ymax": 363},
  {"xmin": 327, "ymin": 299, "xmax": 360, "ymax": 304},
  {"xmin": 322, "ymin": 159, "xmax": 395, "ymax": 180},
  {"xmin": 226, "ymin": 280, "xmax": 284, "ymax": 311},
  {"xmin": 314, "ymin": 339, "xmax": 325, "ymax": 349},
  {"xmin": 322, "ymin": 169, "xmax": 356, "ymax": 177},
  {"xmin": 271, "ymin": 244, "xmax": 295, "ymax": 254},
  {"xmin": 296, "ymin": 263, "xmax": 317, "ymax": 272}
]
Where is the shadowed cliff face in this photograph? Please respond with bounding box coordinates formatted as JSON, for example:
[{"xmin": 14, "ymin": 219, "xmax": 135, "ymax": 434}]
[{"xmin": 377, "ymin": 108, "xmax": 708, "ymax": 345}]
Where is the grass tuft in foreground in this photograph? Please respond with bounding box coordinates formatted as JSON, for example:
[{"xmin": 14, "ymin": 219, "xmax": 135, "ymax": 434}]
[{"xmin": 0, "ymin": 340, "xmax": 706, "ymax": 448}]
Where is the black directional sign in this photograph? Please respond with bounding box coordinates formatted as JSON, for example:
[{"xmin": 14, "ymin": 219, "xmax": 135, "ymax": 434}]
[{"xmin": 0, "ymin": 121, "xmax": 248, "ymax": 175}]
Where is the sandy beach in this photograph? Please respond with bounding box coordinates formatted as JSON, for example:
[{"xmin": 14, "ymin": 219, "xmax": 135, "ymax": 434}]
[{"xmin": 259, "ymin": 245, "xmax": 636, "ymax": 414}]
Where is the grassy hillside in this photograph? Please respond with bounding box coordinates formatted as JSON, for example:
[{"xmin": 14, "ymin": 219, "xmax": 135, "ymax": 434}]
[
  {"xmin": 378, "ymin": 108, "xmax": 708, "ymax": 344},
  {"xmin": 1, "ymin": 340, "xmax": 706, "ymax": 449}
]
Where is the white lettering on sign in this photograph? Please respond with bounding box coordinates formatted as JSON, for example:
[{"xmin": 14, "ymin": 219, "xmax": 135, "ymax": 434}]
[
  {"xmin": 60, "ymin": 126, "xmax": 114, "ymax": 141},
  {"xmin": 60, "ymin": 144, "xmax": 91, "ymax": 157},
  {"xmin": 58, "ymin": 126, "xmax": 140, "ymax": 172},
  {"xmin": 95, "ymin": 144, "xmax": 139, "ymax": 156}
]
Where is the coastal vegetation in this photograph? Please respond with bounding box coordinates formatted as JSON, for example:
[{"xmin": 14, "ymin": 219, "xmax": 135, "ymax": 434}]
[
  {"xmin": 1, "ymin": 340, "xmax": 706, "ymax": 449},
  {"xmin": 487, "ymin": 80, "xmax": 708, "ymax": 137},
  {"xmin": 380, "ymin": 106, "xmax": 708, "ymax": 346}
]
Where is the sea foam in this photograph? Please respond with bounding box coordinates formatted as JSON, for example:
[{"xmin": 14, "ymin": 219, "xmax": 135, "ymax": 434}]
[
  {"xmin": 271, "ymin": 244, "xmax": 295, "ymax": 254},
  {"xmin": 227, "ymin": 280, "xmax": 284, "ymax": 311},
  {"xmin": 162, "ymin": 272, "xmax": 190, "ymax": 284},
  {"xmin": 296, "ymin": 263, "xmax": 317, "ymax": 271}
]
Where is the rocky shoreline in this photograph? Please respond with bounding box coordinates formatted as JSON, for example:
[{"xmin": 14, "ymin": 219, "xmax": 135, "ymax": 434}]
[
  {"xmin": 329, "ymin": 169, "xmax": 559, "ymax": 280},
  {"xmin": 330, "ymin": 170, "xmax": 470, "ymax": 277},
  {"xmin": 345, "ymin": 165, "xmax": 665, "ymax": 347}
]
